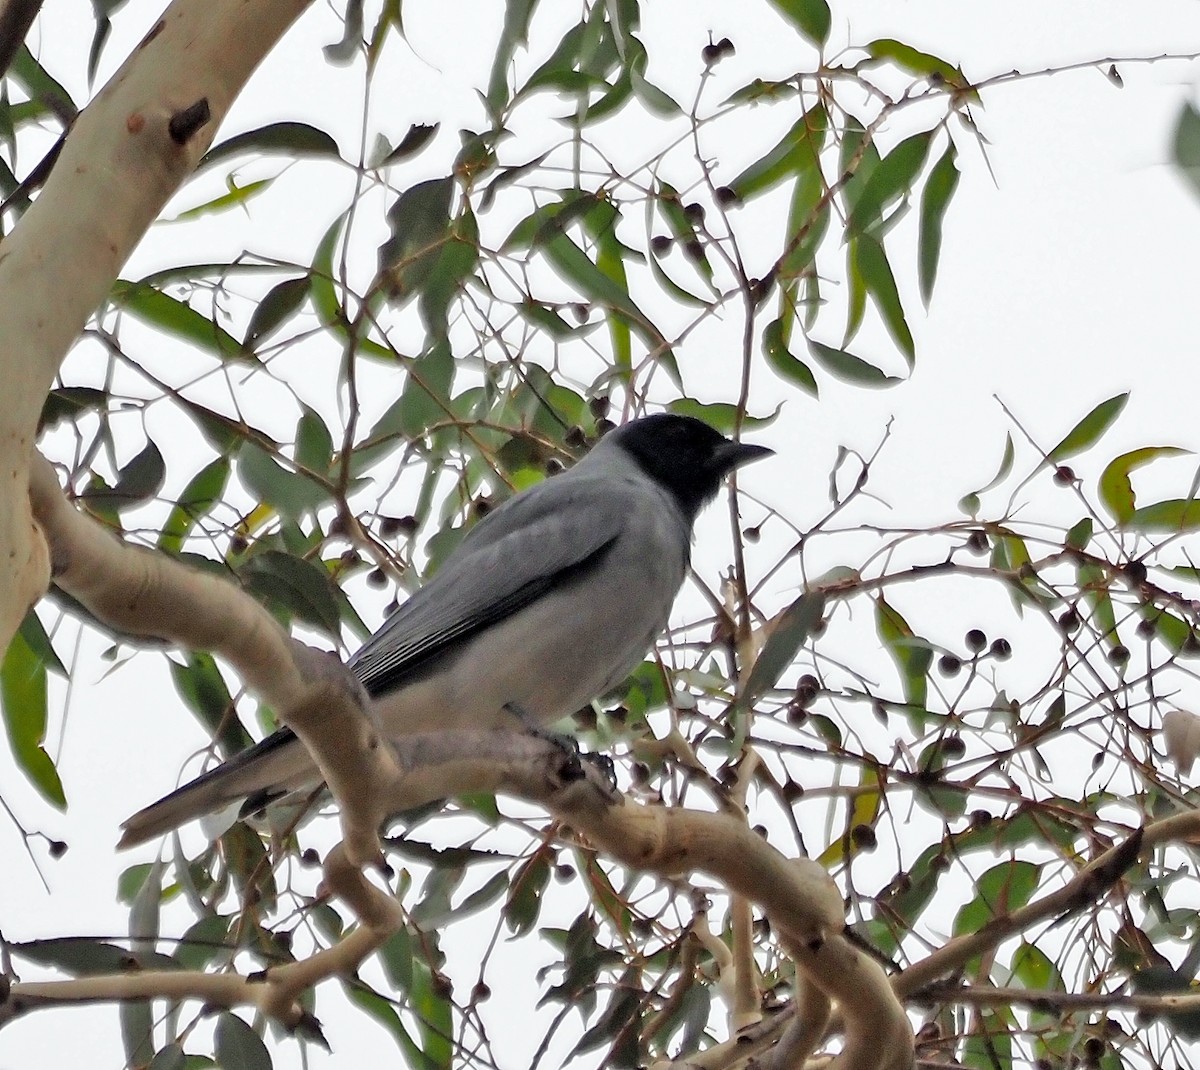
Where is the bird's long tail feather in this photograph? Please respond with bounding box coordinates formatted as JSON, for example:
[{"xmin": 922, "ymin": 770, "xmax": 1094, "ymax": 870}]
[{"xmin": 118, "ymin": 731, "xmax": 313, "ymax": 848}]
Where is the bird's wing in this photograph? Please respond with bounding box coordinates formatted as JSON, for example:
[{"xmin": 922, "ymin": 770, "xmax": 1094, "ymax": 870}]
[{"xmin": 348, "ymin": 471, "xmax": 631, "ymax": 696}]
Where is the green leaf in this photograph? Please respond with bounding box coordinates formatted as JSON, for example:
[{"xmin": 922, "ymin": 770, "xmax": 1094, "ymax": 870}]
[
  {"xmin": 866, "ymin": 39, "xmax": 966, "ymax": 86},
  {"xmin": 148, "ymin": 1044, "xmax": 186, "ymax": 1070},
  {"xmin": 1046, "ymin": 392, "xmax": 1128, "ymax": 463},
  {"xmin": 40, "ymin": 386, "xmax": 109, "ymax": 430},
  {"xmin": 197, "ymin": 121, "xmax": 341, "ymax": 174},
  {"xmin": 807, "ymin": 338, "xmax": 899, "ymax": 387},
  {"xmin": 743, "ymin": 592, "xmax": 826, "ymax": 705},
  {"xmin": 418, "ymin": 211, "xmax": 479, "ymax": 343},
  {"xmin": 378, "ymin": 176, "xmax": 455, "ymax": 301},
  {"xmin": 1011, "ymin": 942, "xmax": 1063, "ymax": 992},
  {"xmin": 1099, "ymin": 446, "xmax": 1189, "ymax": 524},
  {"xmin": 1173, "ymin": 102, "xmax": 1200, "ymax": 200},
  {"xmin": 82, "ymin": 438, "xmax": 166, "ymax": 511},
  {"xmin": 361, "ymin": 340, "xmax": 455, "ymax": 455},
  {"xmin": 311, "ymin": 212, "xmax": 347, "ymax": 326},
  {"xmin": 875, "ymin": 596, "xmax": 932, "ymax": 724},
  {"xmin": 295, "ymin": 407, "xmax": 334, "ymax": 475},
  {"xmin": 962, "ymin": 1011, "xmax": 1012, "ymax": 1069},
  {"xmin": 1065, "ymin": 517, "xmax": 1092, "ymax": 551},
  {"xmin": 487, "ymin": 0, "xmax": 541, "ymax": 112},
  {"xmin": 666, "ymin": 398, "xmax": 779, "ymax": 432},
  {"xmin": 169, "ymin": 652, "xmax": 253, "ymax": 758},
  {"xmin": 918, "ymin": 144, "xmax": 960, "ymax": 304},
  {"xmin": 629, "ymin": 45, "xmax": 680, "ymax": 115},
  {"xmin": 847, "ymin": 131, "xmax": 932, "ymax": 234},
  {"xmin": 1, "ymin": 626, "xmax": 65, "ymax": 808},
  {"xmin": 543, "ymin": 232, "xmax": 662, "ymax": 350},
  {"xmin": 158, "ymin": 457, "xmax": 231, "ymax": 554},
  {"xmin": 239, "ymin": 441, "xmax": 329, "ymax": 520},
  {"xmin": 170, "ymin": 177, "xmax": 272, "ymax": 222},
  {"xmin": 239, "ymin": 551, "xmax": 342, "ymax": 637},
  {"xmin": 410, "ymin": 958, "xmax": 454, "ymax": 1070},
  {"xmin": 377, "ymin": 122, "xmax": 440, "ymax": 167},
  {"xmin": 345, "ymin": 982, "xmax": 436, "ymax": 1068},
  {"xmin": 766, "ymin": 0, "xmax": 830, "ymax": 45},
  {"xmin": 1128, "ymin": 498, "xmax": 1200, "ymax": 533},
  {"xmin": 18, "ymin": 611, "xmax": 65, "ymax": 677},
  {"xmin": 10, "ymin": 937, "xmax": 176, "ymax": 975},
  {"xmin": 959, "ymin": 432, "xmax": 1013, "ymax": 514},
  {"xmin": 505, "ymin": 849, "xmax": 551, "ymax": 936},
  {"xmin": 214, "ymin": 1013, "xmax": 271, "ymax": 1070},
  {"xmin": 110, "ymin": 282, "xmax": 241, "ymax": 362},
  {"xmin": 11, "ymin": 46, "xmax": 76, "ymax": 121},
  {"xmin": 854, "ymin": 233, "xmax": 914, "ymax": 365},
  {"xmin": 763, "ymin": 318, "xmax": 818, "ymax": 396},
  {"xmin": 953, "ymin": 860, "xmax": 1041, "ymax": 937},
  {"xmin": 243, "ymin": 277, "xmax": 310, "ymax": 352},
  {"xmin": 728, "ymin": 105, "xmax": 826, "ymax": 201}
]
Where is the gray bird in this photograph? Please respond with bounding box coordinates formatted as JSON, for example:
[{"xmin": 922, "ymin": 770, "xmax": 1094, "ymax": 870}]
[{"xmin": 119, "ymin": 413, "xmax": 771, "ymax": 847}]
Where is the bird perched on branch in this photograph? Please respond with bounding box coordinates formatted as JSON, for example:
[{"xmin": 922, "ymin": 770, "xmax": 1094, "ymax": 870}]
[{"xmin": 120, "ymin": 413, "xmax": 771, "ymax": 847}]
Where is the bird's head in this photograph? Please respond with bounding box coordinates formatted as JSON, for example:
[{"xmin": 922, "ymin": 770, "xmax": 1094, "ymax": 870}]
[{"xmin": 605, "ymin": 413, "xmax": 773, "ymax": 522}]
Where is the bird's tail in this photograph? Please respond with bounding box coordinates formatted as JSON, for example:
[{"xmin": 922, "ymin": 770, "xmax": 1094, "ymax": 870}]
[{"xmin": 118, "ymin": 730, "xmax": 315, "ymax": 849}]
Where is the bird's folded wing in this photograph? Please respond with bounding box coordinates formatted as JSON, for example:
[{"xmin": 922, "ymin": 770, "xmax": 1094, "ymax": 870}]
[{"xmin": 348, "ymin": 476, "xmax": 628, "ymax": 696}]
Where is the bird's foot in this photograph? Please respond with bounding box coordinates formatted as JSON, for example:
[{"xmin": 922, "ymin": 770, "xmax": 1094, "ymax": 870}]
[{"xmin": 503, "ymin": 703, "xmax": 615, "ymax": 788}]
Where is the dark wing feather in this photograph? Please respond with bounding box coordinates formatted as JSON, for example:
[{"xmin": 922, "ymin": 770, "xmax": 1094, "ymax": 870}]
[{"xmin": 348, "ymin": 472, "xmax": 628, "ymax": 695}]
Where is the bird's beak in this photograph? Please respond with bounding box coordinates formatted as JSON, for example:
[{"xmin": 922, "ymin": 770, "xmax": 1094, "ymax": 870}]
[{"xmin": 715, "ymin": 440, "xmax": 774, "ymax": 476}]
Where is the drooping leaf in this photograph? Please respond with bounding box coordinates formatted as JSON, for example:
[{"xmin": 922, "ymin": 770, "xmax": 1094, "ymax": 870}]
[
  {"xmin": 418, "ymin": 209, "xmax": 479, "ymax": 342},
  {"xmin": 239, "ymin": 441, "xmax": 329, "ymax": 520},
  {"xmin": 1046, "ymin": 392, "xmax": 1128, "ymax": 463},
  {"xmin": 847, "ymin": 131, "xmax": 932, "ymax": 234},
  {"xmin": 110, "ymin": 281, "xmax": 242, "ymax": 362},
  {"xmin": 865, "ymin": 39, "xmax": 968, "ymax": 88},
  {"xmin": 1127, "ymin": 498, "xmax": 1200, "ymax": 533},
  {"xmin": 170, "ymin": 177, "xmax": 273, "ymax": 222},
  {"xmin": 766, "ymin": 0, "xmax": 830, "ymax": 46},
  {"xmin": 18, "ymin": 610, "xmax": 65, "ymax": 677},
  {"xmin": 377, "ymin": 122, "xmax": 440, "ymax": 167},
  {"xmin": 763, "ymin": 318, "xmax": 818, "ymax": 395},
  {"xmin": 743, "ymin": 592, "xmax": 826, "ymax": 705},
  {"xmin": 1173, "ymin": 102, "xmax": 1200, "ymax": 200},
  {"xmin": 1, "ymin": 625, "xmax": 65, "ymax": 808},
  {"xmin": 1099, "ymin": 446, "xmax": 1189, "ymax": 524},
  {"xmin": 487, "ymin": 0, "xmax": 541, "ymax": 112},
  {"xmin": 853, "ymin": 233, "xmax": 915, "ymax": 365},
  {"xmin": 728, "ymin": 105, "xmax": 826, "ymax": 201},
  {"xmin": 807, "ymin": 338, "xmax": 899, "ymax": 387},
  {"xmin": 81, "ymin": 438, "xmax": 166, "ymax": 511},
  {"xmin": 378, "ymin": 176, "xmax": 455, "ymax": 302},
  {"xmin": 11, "ymin": 46, "xmax": 76, "ymax": 122},
  {"xmin": 196, "ymin": 121, "xmax": 342, "ymax": 174},
  {"xmin": 919, "ymin": 143, "xmax": 960, "ymax": 304},
  {"xmin": 875, "ymin": 596, "xmax": 932, "ymax": 725},
  {"xmin": 158, "ymin": 456, "xmax": 231, "ymax": 554},
  {"xmin": 214, "ymin": 1013, "xmax": 272, "ymax": 1070},
  {"xmin": 959, "ymin": 432, "xmax": 1014, "ymax": 515},
  {"xmin": 239, "ymin": 550, "xmax": 342, "ymax": 637},
  {"xmin": 169, "ymin": 652, "xmax": 253, "ymax": 757},
  {"xmin": 243, "ymin": 276, "xmax": 311, "ymax": 352},
  {"xmin": 295, "ymin": 407, "xmax": 334, "ymax": 475}
]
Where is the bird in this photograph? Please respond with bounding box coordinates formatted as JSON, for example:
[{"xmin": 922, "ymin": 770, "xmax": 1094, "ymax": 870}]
[{"xmin": 119, "ymin": 413, "xmax": 772, "ymax": 847}]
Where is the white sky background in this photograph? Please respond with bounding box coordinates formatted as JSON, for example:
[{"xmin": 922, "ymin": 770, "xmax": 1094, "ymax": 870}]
[{"xmin": 4, "ymin": 0, "xmax": 1200, "ymax": 1067}]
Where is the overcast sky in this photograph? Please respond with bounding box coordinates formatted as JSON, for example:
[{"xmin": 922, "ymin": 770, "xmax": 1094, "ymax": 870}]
[{"xmin": 5, "ymin": 1, "xmax": 1200, "ymax": 1067}]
